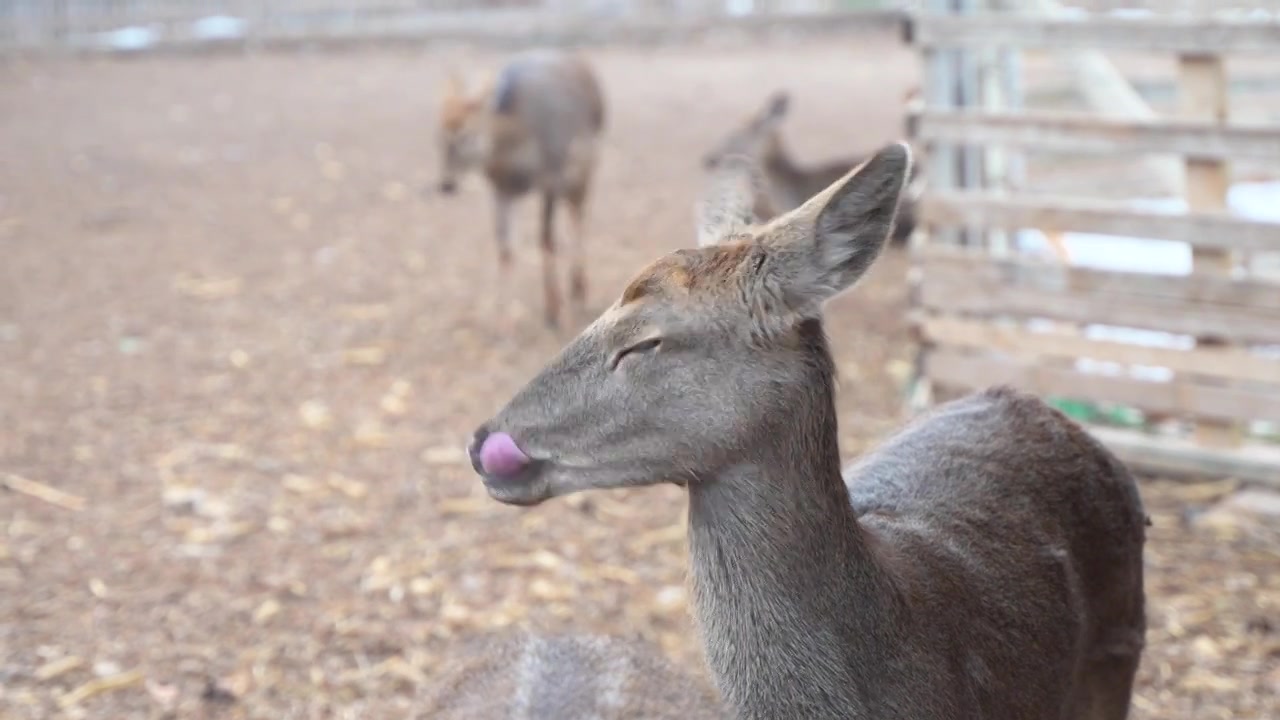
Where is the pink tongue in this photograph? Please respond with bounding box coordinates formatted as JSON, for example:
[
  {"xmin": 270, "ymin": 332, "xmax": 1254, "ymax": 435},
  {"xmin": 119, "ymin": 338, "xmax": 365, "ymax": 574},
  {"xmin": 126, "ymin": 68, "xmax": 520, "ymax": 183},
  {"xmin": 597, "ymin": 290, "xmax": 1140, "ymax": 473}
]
[{"xmin": 479, "ymin": 432, "xmax": 530, "ymax": 477}]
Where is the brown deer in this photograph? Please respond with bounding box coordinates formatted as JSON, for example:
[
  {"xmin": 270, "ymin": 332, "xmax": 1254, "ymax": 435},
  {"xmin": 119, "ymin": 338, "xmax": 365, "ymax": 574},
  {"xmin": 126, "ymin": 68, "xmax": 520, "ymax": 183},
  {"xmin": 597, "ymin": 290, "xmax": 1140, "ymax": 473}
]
[
  {"xmin": 436, "ymin": 49, "xmax": 606, "ymax": 328},
  {"xmin": 702, "ymin": 90, "xmax": 920, "ymax": 246},
  {"xmin": 422, "ymin": 631, "xmax": 724, "ymax": 719},
  {"xmin": 465, "ymin": 143, "xmax": 1148, "ymax": 720}
]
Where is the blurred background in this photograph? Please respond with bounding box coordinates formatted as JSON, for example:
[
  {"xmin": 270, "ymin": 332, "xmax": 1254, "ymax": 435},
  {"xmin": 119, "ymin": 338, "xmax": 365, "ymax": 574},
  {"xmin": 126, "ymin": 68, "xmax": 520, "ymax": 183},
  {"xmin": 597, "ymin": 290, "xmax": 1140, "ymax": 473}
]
[{"xmin": 1, "ymin": 1, "xmax": 1277, "ymax": 718}]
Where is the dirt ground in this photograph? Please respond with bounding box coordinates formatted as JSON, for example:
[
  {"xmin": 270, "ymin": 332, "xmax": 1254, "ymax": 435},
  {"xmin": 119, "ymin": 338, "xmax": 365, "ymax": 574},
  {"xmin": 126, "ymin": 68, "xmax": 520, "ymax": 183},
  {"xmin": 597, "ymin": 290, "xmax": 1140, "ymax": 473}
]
[{"xmin": 1, "ymin": 33, "xmax": 1277, "ymax": 719}]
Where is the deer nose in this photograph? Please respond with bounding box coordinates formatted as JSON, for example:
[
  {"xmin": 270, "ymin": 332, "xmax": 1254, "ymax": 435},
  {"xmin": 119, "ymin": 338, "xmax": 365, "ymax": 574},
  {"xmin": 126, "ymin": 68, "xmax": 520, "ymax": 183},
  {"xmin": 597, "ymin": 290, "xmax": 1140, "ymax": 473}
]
[
  {"xmin": 468, "ymin": 428, "xmax": 531, "ymax": 478},
  {"xmin": 438, "ymin": 179, "xmax": 457, "ymax": 195}
]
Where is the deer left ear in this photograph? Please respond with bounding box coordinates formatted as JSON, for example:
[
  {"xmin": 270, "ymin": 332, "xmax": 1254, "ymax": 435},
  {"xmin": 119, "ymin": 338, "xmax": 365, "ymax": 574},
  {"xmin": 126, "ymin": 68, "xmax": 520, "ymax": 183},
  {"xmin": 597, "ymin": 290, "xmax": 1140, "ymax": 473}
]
[
  {"xmin": 754, "ymin": 142, "xmax": 912, "ymax": 317},
  {"xmin": 809, "ymin": 142, "xmax": 911, "ymax": 292}
]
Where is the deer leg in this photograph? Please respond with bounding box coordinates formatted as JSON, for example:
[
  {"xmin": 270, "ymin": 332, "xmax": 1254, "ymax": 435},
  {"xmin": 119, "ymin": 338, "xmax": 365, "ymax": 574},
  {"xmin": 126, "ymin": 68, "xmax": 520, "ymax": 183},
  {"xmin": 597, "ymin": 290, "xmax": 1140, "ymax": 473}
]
[
  {"xmin": 1080, "ymin": 652, "xmax": 1141, "ymax": 720},
  {"xmin": 494, "ymin": 192, "xmax": 514, "ymax": 270},
  {"xmin": 567, "ymin": 188, "xmax": 588, "ymax": 315},
  {"xmin": 539, "ymin": 191, "xmax": 561, "ymax": 329}
]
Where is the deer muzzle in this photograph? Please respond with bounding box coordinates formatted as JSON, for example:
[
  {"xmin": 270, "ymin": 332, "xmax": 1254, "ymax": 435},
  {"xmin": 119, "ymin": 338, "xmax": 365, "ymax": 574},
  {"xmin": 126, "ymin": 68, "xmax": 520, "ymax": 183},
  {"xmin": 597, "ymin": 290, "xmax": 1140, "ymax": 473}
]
[{"xmin": 469, "ymin": 428, "xmax": 531, "ymax": 478}]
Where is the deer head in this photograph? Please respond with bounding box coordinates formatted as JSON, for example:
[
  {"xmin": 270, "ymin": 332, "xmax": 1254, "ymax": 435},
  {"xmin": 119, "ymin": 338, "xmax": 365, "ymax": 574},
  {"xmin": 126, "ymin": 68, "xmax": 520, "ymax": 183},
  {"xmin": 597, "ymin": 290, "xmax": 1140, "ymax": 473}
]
[
  {"xmin": 436, "ymin": 68, "xmax": 492, "ymax": 194},
  {"xmin": 468, "ymin": 143, "xmax": 912, "ymax": 506},
  {"xmin": 701, "ymin": 90, "xmax": 790, "ymax": 171}
]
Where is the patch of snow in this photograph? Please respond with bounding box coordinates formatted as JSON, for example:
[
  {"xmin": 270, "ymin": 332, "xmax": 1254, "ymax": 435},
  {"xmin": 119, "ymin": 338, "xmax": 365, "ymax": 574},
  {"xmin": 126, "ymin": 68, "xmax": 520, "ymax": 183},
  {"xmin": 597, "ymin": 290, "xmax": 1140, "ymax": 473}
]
[
  {"xmin": 1107, "ymin": 9, "xmax": 1154, "ymax": 20},
  {"xmin": 1226, "ymin": 180, "xmax": 1280, "ymax": 223},
  {"xmin": 1009, "ymin": 180, "xmax": 1280, "ymax": 399},
  {"xmin": 98, "ymin": 25, "xmax": 158, "ymax": 52},
  {"xmin": 1218, "ymin": 8, "xmax": 1278, "ymax": 21},
  {"xmin": 1015, "ymin": 180, "xmax": 1280, "ymax": 277},
  {"xmin": 192, "ymin": 16, "xmax": 247, "ymax": 41}
]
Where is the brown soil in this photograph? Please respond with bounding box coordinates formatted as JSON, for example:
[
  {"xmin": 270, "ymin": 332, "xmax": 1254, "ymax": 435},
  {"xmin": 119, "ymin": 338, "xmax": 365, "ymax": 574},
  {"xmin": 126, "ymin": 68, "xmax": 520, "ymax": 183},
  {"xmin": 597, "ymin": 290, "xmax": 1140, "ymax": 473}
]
[{"xmin": 1, "ymin": 34, "xmax": 1276, "ymax": 719}]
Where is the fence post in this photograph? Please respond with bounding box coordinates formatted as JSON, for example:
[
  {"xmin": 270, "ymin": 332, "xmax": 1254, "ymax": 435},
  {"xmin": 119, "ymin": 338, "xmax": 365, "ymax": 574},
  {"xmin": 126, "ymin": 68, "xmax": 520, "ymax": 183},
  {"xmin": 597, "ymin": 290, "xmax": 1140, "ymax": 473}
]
[{"xmin": 1178, "ymin": 52, "xmax": 1242, "ymax": 449}]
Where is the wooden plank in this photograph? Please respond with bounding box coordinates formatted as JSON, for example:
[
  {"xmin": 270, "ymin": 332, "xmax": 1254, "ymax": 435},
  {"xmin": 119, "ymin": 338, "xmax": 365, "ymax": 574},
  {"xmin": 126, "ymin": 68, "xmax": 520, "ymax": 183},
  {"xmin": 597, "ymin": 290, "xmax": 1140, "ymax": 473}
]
[
  {"xmin": 913, "ymin": 13, "xmax": 1280, "ymax": 55},
  {"xmin": 924, "ymin": 348, "xmax": 1280, "ymax": 424},
  {"xmin": 914, "ymin": 109, "xmax": 1280, "ymax": 161},
  {"xmin": 1086, "ymin": 426, "xmax": 1280, "ymax": 487},
  {"xmin": 1180, "ymin": 52, "xmax": 1241, "ymax": 448},
  {"xmin": 916, "ymin": 315, "xmax": 1280, "ymax": 385},
  {"xmin": 919, "ymin": 281, "xmax": 1278, "ymax": 345},
  {"xmin": 921, "ymin": 190, "xmax": 1280, "ymax": 252},
  {"xmin": 917, "ymin": 249, "xmax": 1280, "ymax": 344},
  {"xmin": 919, "ymin": 246, "xmax": 1280, "ymax": 309},
  {"xmin": 922, "ymin": 191, "xmax": 1280, "ymax": 253}
]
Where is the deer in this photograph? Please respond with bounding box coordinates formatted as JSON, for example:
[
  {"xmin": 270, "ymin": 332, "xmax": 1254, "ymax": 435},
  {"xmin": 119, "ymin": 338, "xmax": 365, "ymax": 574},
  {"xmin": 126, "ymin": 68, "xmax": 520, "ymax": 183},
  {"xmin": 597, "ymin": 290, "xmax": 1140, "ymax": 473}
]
[
  {"xmin": 701, "ymin": 90, "xmax": 1075, "ymax": 262},
  {"xmin": 702, "ymin": 90, "xmax": 921, "ymax": 247},
  {"xmin": 422, "ymin": 631, "xmax": 724, "ymax": 719},
  {"xmin": 436, "ymin": 48, "xmax": 606, "ymax": 329},
  {"xmin": 465, "ymin": 142, "xmax": 1148, "ymax": 720}
]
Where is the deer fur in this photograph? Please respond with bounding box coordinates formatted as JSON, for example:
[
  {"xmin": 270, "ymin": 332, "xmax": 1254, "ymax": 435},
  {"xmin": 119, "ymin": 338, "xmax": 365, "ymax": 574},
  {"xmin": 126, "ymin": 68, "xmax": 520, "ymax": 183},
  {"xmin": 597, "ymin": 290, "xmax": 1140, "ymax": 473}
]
[
  {"xmin": 702, "ymin": 90, "xmax": 920, "ymax": 246},
  {"xmin": 436, "ymin": 49, "xmax": 606, "ymax": 328},
  {"xmin": 467, "ymin": 142, "xmax": 1147, "ymax": 720},
  {"xmin": 422, "ymin": 631, "xmax": 724, "ymax": 719}
]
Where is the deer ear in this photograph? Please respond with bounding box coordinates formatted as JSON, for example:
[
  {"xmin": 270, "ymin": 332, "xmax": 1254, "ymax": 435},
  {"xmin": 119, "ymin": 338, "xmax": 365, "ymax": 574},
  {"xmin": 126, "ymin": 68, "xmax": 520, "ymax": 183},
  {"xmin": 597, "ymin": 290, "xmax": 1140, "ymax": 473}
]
[
  {"xmin": 756, "ymin": 142, "xmax": 911, "ymax": 314},
  {"xmin": 765, "ymin": 91, "xmax": 790, "ymax": 119},
  {"xmin": 695, "ymin": 154, "xmax": 766, "ymax": 247}
]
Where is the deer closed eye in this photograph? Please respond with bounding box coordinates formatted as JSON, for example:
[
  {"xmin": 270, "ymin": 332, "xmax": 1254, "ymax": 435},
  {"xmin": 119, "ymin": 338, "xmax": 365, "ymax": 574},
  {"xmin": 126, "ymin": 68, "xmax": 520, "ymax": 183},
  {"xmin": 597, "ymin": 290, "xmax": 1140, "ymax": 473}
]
[{"xmin": 610, "ymin": 338, "xmax": 662, "ymax": 371}]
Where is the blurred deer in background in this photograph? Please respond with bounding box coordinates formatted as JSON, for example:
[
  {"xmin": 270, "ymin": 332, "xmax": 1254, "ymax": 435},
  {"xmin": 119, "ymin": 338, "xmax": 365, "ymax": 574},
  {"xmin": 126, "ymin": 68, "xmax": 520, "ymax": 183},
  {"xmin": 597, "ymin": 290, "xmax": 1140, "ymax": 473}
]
[
  {"xmin": 702, "ymin": 90, "xmax": 920, "ymax": 246},
  {"xmin": 700, "ymin": 88, "xmax": 1072, "ymax": 260},
  {"xmin": 436, "ymin": 49, "xmax": 606, "ymax": 328},
  {"xmin": 422, "ymin": 631, "xmax": 724, "ymax": 719},
  {"xmin": 467, "ymin": 142, "xmax": 1148, "ymax": 720}
]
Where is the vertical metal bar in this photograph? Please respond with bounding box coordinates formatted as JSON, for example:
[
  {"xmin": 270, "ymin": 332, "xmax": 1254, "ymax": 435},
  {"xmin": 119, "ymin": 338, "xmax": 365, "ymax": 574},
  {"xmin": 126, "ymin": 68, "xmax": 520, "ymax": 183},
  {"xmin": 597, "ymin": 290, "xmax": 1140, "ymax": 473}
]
[
  {"xmin": 949, "ymin": 0, "xmax": 981, "ymax": 246},
  {"xmin": 924, "ymin": 0, "xmax": 960, "ymax": 247}
]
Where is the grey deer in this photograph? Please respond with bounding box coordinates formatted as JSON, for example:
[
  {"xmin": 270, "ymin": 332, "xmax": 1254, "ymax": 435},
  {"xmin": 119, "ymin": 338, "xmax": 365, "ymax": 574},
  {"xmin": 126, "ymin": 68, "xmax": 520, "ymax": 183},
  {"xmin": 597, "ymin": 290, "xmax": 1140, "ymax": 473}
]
[
  {"xmin": 436, "ymin": 48, "xmax": 606, "ymax": 328},
  {"xmin": 702, "ymin": 90, "xmax": 919, "ymax": 246},
  {"xmin": 422, "ymin": 631, "xmax": 724, "ymax": 719},
  {"xmin": 465, "ymin": 142, "xmax": 1148, "ymax": 720}
]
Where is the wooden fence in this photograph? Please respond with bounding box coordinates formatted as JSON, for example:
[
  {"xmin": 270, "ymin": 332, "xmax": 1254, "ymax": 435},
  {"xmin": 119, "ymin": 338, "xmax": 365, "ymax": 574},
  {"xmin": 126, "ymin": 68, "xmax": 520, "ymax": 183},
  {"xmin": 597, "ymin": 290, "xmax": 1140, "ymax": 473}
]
[
  {"xmin": 0, "ymin": 0, "xmax": 902, "ymax": 54},
  {"xmin": 906, "ymin": 9, "xmax": 1280, "ymax": 484}
]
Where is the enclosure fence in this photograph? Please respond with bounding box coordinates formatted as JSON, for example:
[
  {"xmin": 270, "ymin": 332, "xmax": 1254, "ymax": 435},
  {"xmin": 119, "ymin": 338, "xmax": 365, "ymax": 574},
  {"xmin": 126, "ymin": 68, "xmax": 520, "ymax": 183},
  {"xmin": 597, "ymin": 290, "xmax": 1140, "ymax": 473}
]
[
  {"xmin": 0, "ymin": 0, "xmax": 904, "ymax": 54},
  {"xmin": 906, "ymin": 7, "xmax": 1280, "ymax": 483}
]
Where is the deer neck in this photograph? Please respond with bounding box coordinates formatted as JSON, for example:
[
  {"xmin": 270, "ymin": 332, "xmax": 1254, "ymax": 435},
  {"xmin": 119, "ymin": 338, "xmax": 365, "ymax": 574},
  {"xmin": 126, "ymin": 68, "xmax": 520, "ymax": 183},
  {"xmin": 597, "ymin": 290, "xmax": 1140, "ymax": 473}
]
[
  {"xmin": 685, "ymin": 328, "xmax": 906, "ymax": 719},
  {"xmin": 759, "ymin": 138, "xmax": 841, "ymax": 211},
  {"xmin": 760, "ymin": 138, "xmax": 806, "ymax": 193}
]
